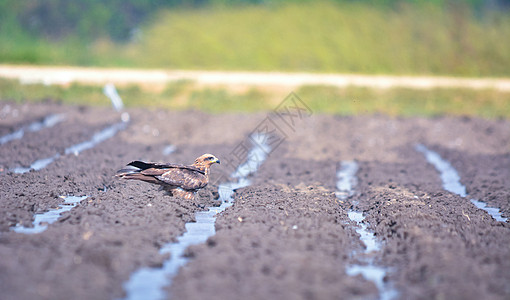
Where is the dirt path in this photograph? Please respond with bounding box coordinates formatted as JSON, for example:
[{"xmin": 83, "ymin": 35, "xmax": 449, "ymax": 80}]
[
  {"xmin": 0, "ymin": 101, "xmax": 509, "ymax": 300},
  {"xmin": 1, "ymin": 64, "xmax": 510, "ymax": 91}
]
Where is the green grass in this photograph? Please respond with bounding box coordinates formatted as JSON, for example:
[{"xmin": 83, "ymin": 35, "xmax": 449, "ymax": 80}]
[
  {"xmin": 296, "ymin": 85, "xmax": 510, "ymax": 118},
  {"xmin": 1, "ymin": 78, "xmax": 509, "ymax": 119},
  {"xmin": 99, "ymin": 2, "xmax": 510, "ymax": 76},
  {"xmin": 0, "ymin": 79, "xmax": 107, "ymax": 106},
  {"xmin": 2, "ymin": 1, "xmax": 510, "ymax": 77}
]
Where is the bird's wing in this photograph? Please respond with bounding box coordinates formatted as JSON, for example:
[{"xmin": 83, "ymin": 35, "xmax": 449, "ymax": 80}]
[
  {"xmin": 156, "ymin": 167, "xmax": 208, "ymax": 190},
  {"xmin": 128, "ymin": 161, "xmax": 205, "ymax": 174}
]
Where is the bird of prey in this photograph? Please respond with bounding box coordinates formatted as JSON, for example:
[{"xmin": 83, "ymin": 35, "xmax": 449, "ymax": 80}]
[{"xmin": 116, "ymin": 153, "xmax": 220, "ymax": 200}]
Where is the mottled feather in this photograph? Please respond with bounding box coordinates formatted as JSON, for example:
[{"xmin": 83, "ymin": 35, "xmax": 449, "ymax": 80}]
[
  {"xmin": 116, "ymin": 153, "xmax": 220, "ymax": 200},
  {"xmin": 156, "ymin": 168, "xmax": 208, "ymax": 190}
]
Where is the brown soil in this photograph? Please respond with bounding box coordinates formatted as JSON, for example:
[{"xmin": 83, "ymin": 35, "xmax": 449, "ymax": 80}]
[{"xmin": 0, "ymin": 101, "xmax": 508, "ymax": 300}]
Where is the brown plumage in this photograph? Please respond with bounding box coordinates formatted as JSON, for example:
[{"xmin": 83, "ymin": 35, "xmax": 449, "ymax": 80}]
[{"xmin": 116, "ymin": 154, "xmax": 220, "ymax": 200}]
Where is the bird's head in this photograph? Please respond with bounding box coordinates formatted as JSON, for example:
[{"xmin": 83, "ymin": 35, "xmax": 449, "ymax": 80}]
[{"xmin": 193, "ymin": 153, "xmax": 221, "ymax": 169}]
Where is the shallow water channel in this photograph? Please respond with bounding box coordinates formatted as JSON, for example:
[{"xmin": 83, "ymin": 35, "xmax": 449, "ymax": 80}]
[
  {"xmin": 337, "ymin": 161, "xmax": 397, "ymax": 300},
  {"xmin": 0, "ymin": 114, "xmax": 65, "ymax": 145},
  {"xmin": 11, "ymin": 196, "xmax": 88, "ymax": 234},
  {"xmin": 11, "ymin": 121, "xmax": 127, "ymax": 174},
  {"xmin": 416, "ymin": 144, "xmax": 507, "ymax": 223}
]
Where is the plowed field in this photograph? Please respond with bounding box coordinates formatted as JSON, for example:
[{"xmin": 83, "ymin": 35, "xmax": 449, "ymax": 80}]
[{"xmin": 0, "ymin": 101, "xmax": 509, "ymax": 300}]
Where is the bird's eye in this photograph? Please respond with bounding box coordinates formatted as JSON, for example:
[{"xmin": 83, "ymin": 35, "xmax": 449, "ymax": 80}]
[{"xmin": 207, "ymin": 157, "xmax": 214, "ymax": 160}]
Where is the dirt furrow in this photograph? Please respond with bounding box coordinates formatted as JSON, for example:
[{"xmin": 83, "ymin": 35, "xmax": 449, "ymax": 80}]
[
  {"xmin": 168, "ymin": 184, "xmax": 375, "ymax": 299},
  {"xmin": 0, "ymin": 106, "xmax": 120, "ymax": 170},
  {"xmin": 0, "ymin": 113, "xmax": 64, "ymax": 146},
  {"xmin": 0, "ymin": 102, "xmax": 68, "ymax": 137},
  {"xmin": 354, "ymin": 145, "xmax": 510, "ymax": 299},
  {"xmin": 426, "ymin": 146, "xmax": 510, "ymax": 222},
  {"xmin": 414, "ymin": 116, "xmax": 510, "ymax": 220}
]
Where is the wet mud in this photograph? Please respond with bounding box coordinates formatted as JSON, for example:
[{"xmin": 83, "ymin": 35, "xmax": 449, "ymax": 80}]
[{"xmin": 0, "ymin": 101, "xmax": 509, "ymax": 300}]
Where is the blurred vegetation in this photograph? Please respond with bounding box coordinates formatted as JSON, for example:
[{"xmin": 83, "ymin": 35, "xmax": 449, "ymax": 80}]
[
  {"xmin": 1, "ymin": 78, "xmax": 509, "ymax": 119},
  {"xmin": 1, "ymin": 0, "xmax": 510, "ymax": 76}
]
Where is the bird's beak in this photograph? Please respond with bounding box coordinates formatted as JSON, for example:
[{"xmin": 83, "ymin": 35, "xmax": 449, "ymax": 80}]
[{"xmin": 215, "ymin": 158, "xmax": 221, "ymax": 164}]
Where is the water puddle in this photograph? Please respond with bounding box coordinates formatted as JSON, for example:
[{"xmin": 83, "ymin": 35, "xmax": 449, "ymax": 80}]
[
  {"xmin": 415, "ymin": 144, "xmax": 507, "ymax": 223},
  {"xmin": 122, "ymin": 133, "xmax": 270, "ymax": 300},
  {"xmin": 337, "ymin": 161, "xmax": 397, "ymax": 300},
  {"xmin": 11, "ymin": 195, "xmax": 88, "ymax": 234},
  {"xmin": 0, "ymin": 114, "xmax": 65, "ymax": 145}
]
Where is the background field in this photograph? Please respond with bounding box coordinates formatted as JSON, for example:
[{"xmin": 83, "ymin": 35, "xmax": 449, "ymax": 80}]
[
  {"xmin": 1, "ymin": 0, "xmax": 510, "ymax": 77},
  {"xmin": 2, "ymin": 77, "xmax": 510, "ymax": 119},
  {"xmin": 1, "ymin": 0, "xmax": 509, "ymax": 118}
]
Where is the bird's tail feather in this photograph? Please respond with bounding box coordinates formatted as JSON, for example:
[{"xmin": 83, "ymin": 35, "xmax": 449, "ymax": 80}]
[
  {"xmin": 116, "ymin": 164, "xmax": 141, "ymax": 176},
  {"xmin": 127, "ymin": 161, "xmax": 155, "ymax": 170},
  {"xmin": 116, "ymin": 171, "xmax": 160, "ymax": 184},
  {"xmin": 116, "ymin": 161, "xmax": 163, "ymax": 184},
  {"xmin": 116, "ymin": 167, "xmax": 137, "ymax": 175}
]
